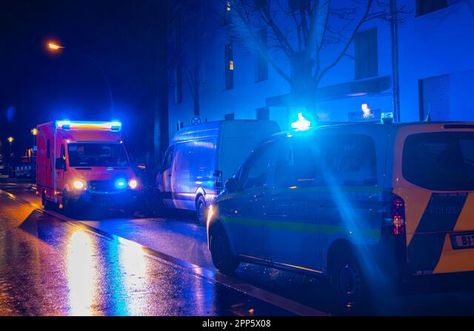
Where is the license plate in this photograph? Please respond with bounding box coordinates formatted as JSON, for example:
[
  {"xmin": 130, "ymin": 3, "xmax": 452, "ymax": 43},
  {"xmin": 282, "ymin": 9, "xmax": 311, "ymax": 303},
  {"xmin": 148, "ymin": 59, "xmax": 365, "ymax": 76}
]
[{"xmin": 451, "ymin": 233, "xmax": 474, "ymax": 249}]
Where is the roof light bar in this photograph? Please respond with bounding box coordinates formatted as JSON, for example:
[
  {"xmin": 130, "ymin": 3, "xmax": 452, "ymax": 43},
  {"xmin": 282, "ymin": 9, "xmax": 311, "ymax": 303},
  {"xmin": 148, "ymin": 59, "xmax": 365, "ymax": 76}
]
[
  {"xmin": 291, "ymin": 113, "xmax": 311, "ymax": 131},
  {"xmin": 55, "ymin": 120, "xmax": 122, "ymax": 131}
]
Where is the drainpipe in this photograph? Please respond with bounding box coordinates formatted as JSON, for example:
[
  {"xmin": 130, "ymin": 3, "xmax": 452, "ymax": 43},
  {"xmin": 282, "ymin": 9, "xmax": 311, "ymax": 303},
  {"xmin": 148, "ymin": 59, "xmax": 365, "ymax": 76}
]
[{"xmin": 390, "ymin": 0, "xmax": 401, "ymax": 122}]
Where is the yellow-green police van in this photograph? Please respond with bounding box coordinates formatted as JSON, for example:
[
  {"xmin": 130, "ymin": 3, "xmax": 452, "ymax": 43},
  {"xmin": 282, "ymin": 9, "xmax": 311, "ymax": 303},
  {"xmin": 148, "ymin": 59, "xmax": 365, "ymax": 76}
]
[{"xmin": 207, "ymin": 122, "xmax": 474, "ymax": 305}]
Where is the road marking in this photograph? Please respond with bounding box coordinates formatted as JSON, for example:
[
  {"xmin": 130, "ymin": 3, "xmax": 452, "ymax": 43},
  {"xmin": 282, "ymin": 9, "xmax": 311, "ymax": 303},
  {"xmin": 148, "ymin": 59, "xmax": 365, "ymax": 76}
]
[{"xmin": 0, "ymin": 188, "xmax": 329, "ymax": 316}]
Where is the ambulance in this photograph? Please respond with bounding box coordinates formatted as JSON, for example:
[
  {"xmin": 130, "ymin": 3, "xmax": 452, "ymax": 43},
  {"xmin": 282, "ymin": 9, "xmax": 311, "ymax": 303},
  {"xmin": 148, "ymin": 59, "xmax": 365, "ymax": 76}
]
[{"xmin": 36, "ymin": 120, "xmax": 139, "ymax": 215}]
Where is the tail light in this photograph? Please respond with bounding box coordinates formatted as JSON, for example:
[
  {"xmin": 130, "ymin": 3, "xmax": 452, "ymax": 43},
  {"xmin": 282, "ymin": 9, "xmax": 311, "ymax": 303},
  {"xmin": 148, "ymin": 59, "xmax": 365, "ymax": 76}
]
[
  {"xmin": 386, "ymin": 194, "xmax": 406, "ymax": 236},
  {"xmin": 213, "ymin": 170, "xmax": 223, "ymax": 193}
]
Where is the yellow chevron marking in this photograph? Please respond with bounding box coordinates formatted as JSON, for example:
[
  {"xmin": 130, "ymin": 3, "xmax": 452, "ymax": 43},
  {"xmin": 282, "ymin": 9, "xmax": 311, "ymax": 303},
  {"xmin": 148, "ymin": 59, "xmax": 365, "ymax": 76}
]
[
  {"xmin": 433, "ymin": 234, "xmax": 474, "ymax": 274},
  {"xmin": 453, "ymin": 193, "xmax": 474, "ymax": 232}
]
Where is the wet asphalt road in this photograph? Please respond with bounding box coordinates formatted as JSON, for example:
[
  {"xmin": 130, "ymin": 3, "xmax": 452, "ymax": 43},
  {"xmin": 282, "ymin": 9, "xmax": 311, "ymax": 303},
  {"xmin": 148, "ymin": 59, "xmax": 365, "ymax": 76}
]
[
  {"xmin": 2, "ymin": 181, "xmax": 474, "ymax": 316},
  {"xmin": 0, "ymin": 184, "xmax": 293, "ymax": 316}
]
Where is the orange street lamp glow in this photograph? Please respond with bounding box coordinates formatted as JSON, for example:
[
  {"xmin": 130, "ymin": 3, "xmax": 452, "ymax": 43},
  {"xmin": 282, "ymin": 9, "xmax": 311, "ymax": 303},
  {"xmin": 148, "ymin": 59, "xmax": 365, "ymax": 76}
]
[
  {"xmin": 31, "ymin": 128, "xmax": 38, "ymax": 136},
  {"xmin": 46, "ymin": 41, "xmax": 64, "ymax": 53},
  {"xmin": 7, "ymin": 137, "xmax": 14, "ymax": 144}
]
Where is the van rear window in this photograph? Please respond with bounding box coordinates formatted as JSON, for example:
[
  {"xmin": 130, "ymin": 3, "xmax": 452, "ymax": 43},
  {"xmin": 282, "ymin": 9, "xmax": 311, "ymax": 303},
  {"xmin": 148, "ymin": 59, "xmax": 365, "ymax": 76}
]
[{"xmin": 403, "ymin": 132, "xmax": 474, "ymax": 190}]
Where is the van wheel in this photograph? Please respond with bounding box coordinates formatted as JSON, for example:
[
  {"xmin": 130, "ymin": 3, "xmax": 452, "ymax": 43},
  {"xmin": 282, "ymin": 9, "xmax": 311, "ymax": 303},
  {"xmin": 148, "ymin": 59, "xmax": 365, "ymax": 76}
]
[
  {"xmin": 62, "ymin": 193, "xmax": 76, "ymax": 218},
  {"xmin": 196, "ymin": 195, "xmax": 207, "ymax": 225},
  {"xmin": 42, "ymin": 192, "xmax": 55, "ymax": 211},
  {"xmin": 210, "ymin": 226, "xmax": 239, "ymax": 275},
  {"xmin": 329, "ymin": 249, "xmax": 368, "ymax": 311}
]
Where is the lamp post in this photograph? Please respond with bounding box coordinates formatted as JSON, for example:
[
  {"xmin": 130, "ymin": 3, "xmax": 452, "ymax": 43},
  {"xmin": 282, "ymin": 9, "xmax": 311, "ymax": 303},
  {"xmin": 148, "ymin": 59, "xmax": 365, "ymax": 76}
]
[
  {"xmin": 7, "ymin": 136, "xmax": 14, "ymax": 158},
  {"xmin": 31, "ymin": 128, "xmax": 38, "ymax": 182},
  {"xmin": 7, "ymin": 137, "xmax": 14, "ymax": 178},
  {"xmin": 44, "ymin": 39, "xmax": 115, "ymax": 117}
]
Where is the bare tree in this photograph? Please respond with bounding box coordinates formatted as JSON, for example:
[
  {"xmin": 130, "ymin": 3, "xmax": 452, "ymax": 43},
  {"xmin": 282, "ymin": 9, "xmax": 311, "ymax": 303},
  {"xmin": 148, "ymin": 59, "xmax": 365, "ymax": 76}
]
[
  {"xmin": 226, "ymin": 0, "xmax": 408, "ymax": 110},
  {"xmin": 168, "ymin": 0, "xmax": 214, "ymax": 117}
]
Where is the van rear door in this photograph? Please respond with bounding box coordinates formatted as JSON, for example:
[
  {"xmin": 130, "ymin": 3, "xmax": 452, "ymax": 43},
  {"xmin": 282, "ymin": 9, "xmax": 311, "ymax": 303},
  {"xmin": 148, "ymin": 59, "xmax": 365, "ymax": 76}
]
[{"xmin": 395, "ymin": 128, "xmax": 474, "ymax": 275}]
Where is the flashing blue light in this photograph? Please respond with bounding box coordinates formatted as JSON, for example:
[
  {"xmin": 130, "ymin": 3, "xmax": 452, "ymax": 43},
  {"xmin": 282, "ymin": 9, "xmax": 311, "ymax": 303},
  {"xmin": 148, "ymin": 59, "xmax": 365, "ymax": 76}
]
[
  {"xmin": 110, "ymin": 121, "xmax": 122, "ymax": 131},
  {"xmin": 55, "ymin": 120, "xmax": 122, "ymax": 131},
  {"xmin": 291, "ymin": 113, "xmax": 311, "ymax": 131},
  {"xmin": 114, "ymin": 178, "xmax": 127, "ymax": 189},
  {"xmin": 56, "ymin": 120, "xmax": 71, "ymax": 129}
]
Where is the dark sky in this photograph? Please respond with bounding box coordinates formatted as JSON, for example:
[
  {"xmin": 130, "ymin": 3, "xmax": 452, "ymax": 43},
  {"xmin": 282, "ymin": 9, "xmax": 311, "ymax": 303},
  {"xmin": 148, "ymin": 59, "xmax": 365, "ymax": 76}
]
[{"xmin": 0, "ymin": 0, "xmax": 166, "ymax": 157}]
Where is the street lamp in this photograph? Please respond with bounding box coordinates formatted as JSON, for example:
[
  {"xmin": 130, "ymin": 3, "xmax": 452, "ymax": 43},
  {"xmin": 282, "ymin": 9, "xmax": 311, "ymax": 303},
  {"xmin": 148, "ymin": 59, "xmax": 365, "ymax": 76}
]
[
  {"xmin": 48, "ymin": 41, "xmax": 64, "ymax": 52},
  {"xmin": 43, "ymin": 38, "xmax": 115, "ymax": 116},
  {"xmin": 7, "ymin": 137, "xmax": 14, "ymax": 167},
  {"xmin": 45, "ymin": 40, "xmax": 64, "ymax": 54},
  {"xmin": 31, "ymin": 129, "xmax": 38, "ymax": 180}
]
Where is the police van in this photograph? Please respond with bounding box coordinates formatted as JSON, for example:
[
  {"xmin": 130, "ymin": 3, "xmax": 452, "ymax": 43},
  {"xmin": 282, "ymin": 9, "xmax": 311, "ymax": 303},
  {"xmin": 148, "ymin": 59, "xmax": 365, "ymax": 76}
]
[{"xmin": 207, "ymin": 121, "xmax": 474, "ymax": 305}]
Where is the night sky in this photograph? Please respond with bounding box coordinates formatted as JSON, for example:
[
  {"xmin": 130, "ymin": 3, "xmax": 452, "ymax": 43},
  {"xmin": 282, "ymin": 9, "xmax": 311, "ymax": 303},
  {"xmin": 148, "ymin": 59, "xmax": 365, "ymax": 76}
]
[{"xmin": 0, "ymin": 0, "xmax": 166, "ymax": 159}]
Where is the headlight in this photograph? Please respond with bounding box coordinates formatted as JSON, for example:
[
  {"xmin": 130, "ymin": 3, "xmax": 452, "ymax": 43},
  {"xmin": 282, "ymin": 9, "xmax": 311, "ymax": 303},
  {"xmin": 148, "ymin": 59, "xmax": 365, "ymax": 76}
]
[
  {"xmin": 115, "ymin": 178, "xmax": 128, "ymax": 189},
  {"xmin": 128, "ymin": 179, "xmax": 138, "ymax": 190},
  {"xmin": 72, "ymin": 179, "xmax": 86, "ymax": 190}
]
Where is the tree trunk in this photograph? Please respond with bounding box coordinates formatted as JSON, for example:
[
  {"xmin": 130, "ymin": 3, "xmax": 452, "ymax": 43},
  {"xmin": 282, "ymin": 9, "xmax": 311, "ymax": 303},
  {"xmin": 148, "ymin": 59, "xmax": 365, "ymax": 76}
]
[
  {"xmin": 154, "ymin": 1, "xmax": 169, "ymax": 166},
  {"xmin": 289, "ymin": 52, "xmax": 317, "ymax": 113}
]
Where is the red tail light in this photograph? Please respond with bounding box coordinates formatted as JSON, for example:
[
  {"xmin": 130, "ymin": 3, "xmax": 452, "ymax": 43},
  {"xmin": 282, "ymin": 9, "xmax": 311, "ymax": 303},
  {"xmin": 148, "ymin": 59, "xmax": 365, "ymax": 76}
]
[{"xmin": 388, "ymin": 194, "xmax": 406, "ymax": 235}]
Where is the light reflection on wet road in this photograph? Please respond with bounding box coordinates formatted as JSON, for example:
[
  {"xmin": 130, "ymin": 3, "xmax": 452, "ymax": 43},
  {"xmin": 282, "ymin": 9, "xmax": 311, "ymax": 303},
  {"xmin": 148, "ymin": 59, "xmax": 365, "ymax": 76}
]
[
  {"xmin": 0, "ymin": 190, "xmax": 291, "ymax": 316},
  {"xmin": 3, "ymin": 182, "xmax": 474, "ymax": 316}
]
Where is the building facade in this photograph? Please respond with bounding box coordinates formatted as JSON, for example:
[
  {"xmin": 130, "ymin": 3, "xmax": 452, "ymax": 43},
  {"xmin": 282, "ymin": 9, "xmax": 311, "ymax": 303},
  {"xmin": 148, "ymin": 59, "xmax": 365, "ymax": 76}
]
[{"xmin": 167, "ymin": 0, "xmax": 474, "ymax": 139}]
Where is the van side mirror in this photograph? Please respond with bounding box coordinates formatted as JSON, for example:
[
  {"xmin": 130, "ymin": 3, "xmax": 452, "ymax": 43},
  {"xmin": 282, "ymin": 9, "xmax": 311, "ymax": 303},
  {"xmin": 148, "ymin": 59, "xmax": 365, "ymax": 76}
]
[
  {"xmin": 55, "ymin": 158, "xmax": 66, "ymax": 170},
  {"xmin": 225, "ymin": 177, "xmax": 239, "ymax": 193}
]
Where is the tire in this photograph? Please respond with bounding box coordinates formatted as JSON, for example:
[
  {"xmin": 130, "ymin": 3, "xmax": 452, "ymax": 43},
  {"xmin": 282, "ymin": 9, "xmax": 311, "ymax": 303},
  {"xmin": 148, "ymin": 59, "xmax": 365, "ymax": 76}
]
[
  {"xmin": 209, "ymin": 226, "xmax": 239, "ymax": 275},
  {"xmin": 196, "ymin": 195, "xmax": 207, "ymax": 225},
  {"xmin": 62, "ymin": 192, "xmax": 76, "ymax": 218},
  {"xmin": 328, "ymin": 249, "xmax": 369, "ymax": 311},
  {"xmin": 42, "ymin": 192, "xmax": 55, "ymax": 211}
]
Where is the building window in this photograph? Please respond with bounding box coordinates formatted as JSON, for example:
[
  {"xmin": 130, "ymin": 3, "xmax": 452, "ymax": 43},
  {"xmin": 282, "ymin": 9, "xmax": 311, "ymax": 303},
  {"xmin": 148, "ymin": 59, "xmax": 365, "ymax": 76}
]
[
  {"xmin": 416, "ymin": 0, "xmax": 448, "ymax": 16},
  {"xmin": 256, "ymin": 29, "xmax": 268, "ymax": 82},
  {"xmin": 225, "ymin": 43, "xmax": 234, "ymax": 90},
  {"xmin": 354, "ymin": 28, "xmax": 378, "ymax": 80},
  {"xmin": 418, "ymin": 74, "xmax": 450, "ymax": 121}
]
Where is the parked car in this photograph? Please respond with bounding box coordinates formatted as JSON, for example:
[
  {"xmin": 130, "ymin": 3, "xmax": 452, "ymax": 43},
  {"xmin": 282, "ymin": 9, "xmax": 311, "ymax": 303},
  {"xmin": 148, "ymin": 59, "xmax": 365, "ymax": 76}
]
[
  {"xmin": 36, "ymin": 120, "xmax": 140, "ymax": 215},
  {"xmin": 156, "ymin": 119, "xmax": 280, "ymax": 223},
  {"xmin": 207, "ymin": 121, "xmax": 474, "ymax": 306}
]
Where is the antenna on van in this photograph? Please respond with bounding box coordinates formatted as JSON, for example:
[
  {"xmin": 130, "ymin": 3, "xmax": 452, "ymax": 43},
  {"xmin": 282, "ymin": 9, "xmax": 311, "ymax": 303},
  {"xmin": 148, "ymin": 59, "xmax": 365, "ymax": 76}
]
[{"xmin": 424, "ymin": 112, "xmax": 432, "ymax": 122}]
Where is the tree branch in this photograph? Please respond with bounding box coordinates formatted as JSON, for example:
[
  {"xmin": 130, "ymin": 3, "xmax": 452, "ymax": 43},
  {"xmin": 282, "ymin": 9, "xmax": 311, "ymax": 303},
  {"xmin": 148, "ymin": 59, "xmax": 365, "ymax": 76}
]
[{"xmin": 315, "ymin": 0, "xmax": 373, "ymax": 85}]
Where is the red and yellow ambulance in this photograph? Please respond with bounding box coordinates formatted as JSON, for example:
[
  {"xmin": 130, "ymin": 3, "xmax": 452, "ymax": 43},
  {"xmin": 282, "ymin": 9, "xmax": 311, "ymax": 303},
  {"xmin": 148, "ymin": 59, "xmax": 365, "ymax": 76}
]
[{"xmin": 36, "ymin": 120, "xmax": 139, "ymax": 214}]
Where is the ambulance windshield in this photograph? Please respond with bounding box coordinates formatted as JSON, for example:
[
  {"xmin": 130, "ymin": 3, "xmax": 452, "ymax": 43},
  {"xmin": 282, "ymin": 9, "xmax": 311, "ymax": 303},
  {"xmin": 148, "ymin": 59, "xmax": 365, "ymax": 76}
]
[{"xmin": 68, "ymin": 143, "xmax": 129, "ymax": 167}]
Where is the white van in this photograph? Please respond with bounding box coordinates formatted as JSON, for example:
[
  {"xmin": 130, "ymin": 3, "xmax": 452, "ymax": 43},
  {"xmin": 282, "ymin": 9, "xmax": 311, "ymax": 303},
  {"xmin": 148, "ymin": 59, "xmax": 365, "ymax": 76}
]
[{"xmin": 156, "ymin": 120, "xmax": 280, "ymax": 223}]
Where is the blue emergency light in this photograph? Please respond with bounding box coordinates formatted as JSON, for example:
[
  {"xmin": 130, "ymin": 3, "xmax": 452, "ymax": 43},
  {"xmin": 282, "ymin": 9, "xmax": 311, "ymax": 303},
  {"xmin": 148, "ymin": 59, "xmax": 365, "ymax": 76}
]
[
  {"xmin": 55, "ymin": 120, "xmax": 122, "ymax": 131},
  {"xmin": 291, "ymin": 113, "xmax": 311, "ymax": 131},
  {"xmin": 114, "ymin": 178, "xmax": 128, "ymax": 189}
]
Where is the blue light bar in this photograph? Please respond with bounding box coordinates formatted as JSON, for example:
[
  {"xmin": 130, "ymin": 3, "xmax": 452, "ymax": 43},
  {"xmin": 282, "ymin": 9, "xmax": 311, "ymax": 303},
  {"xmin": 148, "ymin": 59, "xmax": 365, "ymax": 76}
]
[
  {"xmin": 291, "ymin": 113, "xmax": 311, "ymax": 131},
  {"xmin": 55, "ymin": 120, "xmax": 122, "ymax": 131}
]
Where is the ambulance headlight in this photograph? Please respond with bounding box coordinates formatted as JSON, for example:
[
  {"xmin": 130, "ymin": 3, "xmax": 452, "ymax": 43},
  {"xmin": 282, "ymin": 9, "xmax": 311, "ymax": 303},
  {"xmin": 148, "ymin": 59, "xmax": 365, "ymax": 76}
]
[
  {"xmin": 72, "ymin": 179, "xmax": 86, "ymax": 190},
  {"xmin": 115, "ymin": 178, "xmax": 128, "ymax": 189},
  {"xmin": 128, "ymin": 179, "xmax": 138, "ymax": 190}
]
